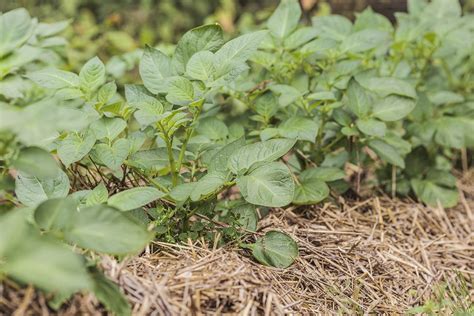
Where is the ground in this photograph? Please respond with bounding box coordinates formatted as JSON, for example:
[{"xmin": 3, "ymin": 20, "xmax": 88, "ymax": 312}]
[{"xmin": 1, "ymin": 171, "xmax": 473, "ymax": 315}]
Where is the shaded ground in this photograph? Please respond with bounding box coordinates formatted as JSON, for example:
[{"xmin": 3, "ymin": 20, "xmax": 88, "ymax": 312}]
[{"xmin": 1, "ymin": 171, "xmax": 473, "ymax": 315}]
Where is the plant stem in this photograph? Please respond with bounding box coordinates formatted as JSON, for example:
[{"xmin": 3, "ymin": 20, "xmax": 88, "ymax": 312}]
[{"xmin": 176, "ymin": 99, "xmax": 204, "ymax": 172}]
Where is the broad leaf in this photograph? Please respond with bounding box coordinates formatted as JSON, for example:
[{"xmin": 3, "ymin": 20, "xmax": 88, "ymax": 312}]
[
  {"xmin": 293, "ymin": 178, "xmax": 329, "ymax": 205},
  {"xmin": 411, "ymin": 179, "xmax": 458, "ymax": 208},
  {"xmin": 229, "ymin": 139, "xmax": 296, "ymax": 174},
  {"xmin": 278, "ymin": 116, "xmax": 319, "ymax": 143},
  {"xmin": 232, "ymin": 203, "xmax": 258, "ymax": 231},
  {"xmin": 196, "ymin": 117, "xmax": 228, "ymax": 140},
  {"xmin": 92, "ymin": 139, "xmax": 130, "ymax": 170},
  {"xmin": 15, "ymin": 169, "xmax": 70, "ymax": 206},
  {"xmin": 165, "ymin": 76, "xmax": 195, "ymax": 105},
  {"xmin": 0, "ymin": 8, "xmax": 34, "ymax": 58},
  {"xmin": 249, "ymin": 231, "xmax": 298, "ymax": 268},
  {"xmin": 108, "ymin": 187, "xmax": 165, "ymax": 211},
  {"xmin": 236, "ymin": 162, "xmax": 294, "ymax": 207},
  {"xmin": 27, "ymin": 69, "xmax": 80, "ymax": 89},
  {"xmin": 139, "ymin": 46, "xmax": 174, "ymax": 94},
  {"xmin": 356, "ymin": 118, "xmax": 386, "ymax": 137},
  {"xmin": 80, "ymin": 57, "xmax": 106, "ymax": 93},
  {"xmin": 58, "ymin": 130, "xmax": 96, "ymax": 166},
  {"xmin": 12, "ymin": 146, "xmax": 59, "ymax": 179},
  {"xmin": 90, "ymin": 117, "xmax": 127, "ymax": 141},
  {"xmin": 346, "ymin": 79, "xmax": 372, "ymax": 118},
  {"xmin": 64, "ymin": 205, "xmax": 153, "ymax": 254},
  {"xmin": 373, "ymin": 95, "xmax": 416, "ymax": 121},
  {"xmin": 208, "ymin": 137, "xmax": 246, "ymax": 173},
  {"xmin": 368, "ymin": 139, "xmax": 405, "ymax": 168},
  {"xmin": 186, "ymin": 50, "xmax": 215, "ymax": 82},
  {"xmin": 267, "ymin": 0, "xmax": 302, "ymax": 38}
]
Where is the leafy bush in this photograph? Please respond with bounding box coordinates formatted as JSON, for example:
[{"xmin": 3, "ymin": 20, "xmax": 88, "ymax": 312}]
[{"xmin": 0, "ymin": 0, "xmax": 473, "ymax": 313}]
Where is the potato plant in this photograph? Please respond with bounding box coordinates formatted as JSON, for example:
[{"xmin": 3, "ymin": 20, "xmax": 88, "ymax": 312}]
[{"xmin": 0, "ymin": 0, "xmax": 473, "ymax": 313}]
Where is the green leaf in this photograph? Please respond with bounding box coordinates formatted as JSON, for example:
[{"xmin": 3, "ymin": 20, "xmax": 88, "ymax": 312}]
[
  {"xmin": 90, "ymin": 117, "xmax": 127, "ymax": 141},
  {"xmin": 356, "ymin": 118, "xmax": 386, "ymax": 137},
  {"xmin": 108, "ymin": 187, "xmax": 165, "ymax": 211},
  {"xmin": 15, "ymin": 169, "xmax": 70, "ymax": 206},
  {"xmin": 373, "ymin": 95, "xmax": 416, "ymax": 121},
  {"xmin": 249, "ymin": 231, "xmax": 298, "ymax": 268},
  {"xmin": 127, "ymin": 149, "xmax": 174, "ymax": 172},
  {"xmin": 278, "ymin": 116, "xmax": 319, "ymax": 143},
  {"xmin": 312, "ymin": 15, "xmax": 352, "ymax": 41},
  {"xmin": 165, "ymin": 76, "xmax": 195, "ymax": 105},
  {"xmin": 232, "ymin": 203, "xmax": 258, "ymax": 231},
  {"xmin": 97, "ymin": 81, "xmax": 117, "ymax": 104},
  {"xmin": 168, "ymin": 182, "xmax": 197, "ymax": 202},
  {"xmin": 267, "ymin": 0, "xmax": 302, "ymax": 38},
  {"xmin": 411, "ymin": 179, "xmax": 458, "ymax": 208},
  {"xmin": 293, "ymin": 178, "xmax": 329, "ymax": 205},
  {"xmin": 340, "ymin": 30, "xmax": 390, "ymax": 53},
  {"xmin": 80, "ymin": 56, "xmax": 106, "ymax": 93},
  {"xmin": 346, "ymin": 78, "xmax": 372, "ymax": 118},
  {"xmin": 58, "ymin": 130, "xmax": 96, "ymax": 166},
  {"xmin": 12, "ymin": 146, "xmax": 59, "ymax": 179},
  {"xmin": 356, "ymin": 76, "xmax": 417, "ymax": 99},
  {"xmin": 90, "ymin": 268, "xmax": 132, "ymax": 316},
  {"xmin": 237, "ymin": 162, "xmax": 294, "ymax": 207},
  {"xmin": 229, "ymin": 139, "xmax": 296, "ymax": 174},
  {"xmin": 64, "ymin": 205, "xmax": 153, "ymax": 254},
  {"xmin": 139, "ymin": 46, "xmax": 174, "ymax": 94},
  {"xmin": 27, "ymin": 68, "xmax": 80, "ymax": 89},
  {"xmin": 173, "ymin": 24, "xmax": 224, "ymax": 74},
  {"xmin": 354, "ymin": 7, "xmax": 393, "ymax": 32},
  {"xmin": 186, "ymin": 50, "xmax": 215, "ymax": 82},
  {"xmin": 254, "ymin": 91, "xmax": 278, "ymax": 119},
  {"xmin": 190, "ymin": 172, "xmax": 227, "ymax": 201},
  {"xmin": 92, "ymin": 139, "xmax": 130, "ymax": 170},
  {"xmin": 0, "ymin": 8, "xmax": 34, "ymax": 58},
  {"xmin": 434, "ymin": 117, "xmax": 472, "ymax": 149},
  {"xmin": 196, "ymin": 117, "xmax": 228, "ymax": 140},
  {"xmin": 85, "ymin": 182, "xmax": 108, "ymax": 206},
  {"xmin": 269, "ymin": 84, "xmax": 302, "ymax": 107},
  {"xmin": 368, "ymin": 139, "xmax": 405, "ymax": 168},
  {"xmin": 34, "ymin": 197, "xmax": 78, "ymax": 231},
  {"xmin": 208, "ymin": 137, "xmax": 246, "ymax": 173},
  {"xmin": 125, "ymin": 84, "xmax": 164, "ymax": 125},
  {"xmin": 214, "ymin": 30, "xmax": 268, "ymax": 77},
  {"xmin": 300, "ymin": 167, "xmax": 345, "ymax": 182},
  {"xmin": 284, "ymin": 27, "xmax": 319, "ymax": 49},
  {"xmin": 0, "ymin": 212, "xmax": 91, "ymax": 293}
]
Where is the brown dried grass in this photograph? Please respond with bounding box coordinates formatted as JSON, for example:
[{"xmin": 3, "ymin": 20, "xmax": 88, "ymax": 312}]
[{"xmin": 2, "ymin": 171, "xmax": 473, "ymax": 315}]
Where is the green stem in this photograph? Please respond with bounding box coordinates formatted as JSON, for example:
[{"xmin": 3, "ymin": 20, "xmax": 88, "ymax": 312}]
[
  {"xmin": 176, "ymin": 99, "xmax": 204, "ymax": 172},
  {"xmin": 165, "ymin": 135, "xmax": 178, "ymax": 187}
]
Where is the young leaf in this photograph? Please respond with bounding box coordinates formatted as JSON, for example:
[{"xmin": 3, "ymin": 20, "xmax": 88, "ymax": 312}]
[
  {"xmin": 229, "ymin": 139, "xmax": 296, "ymax": 174},
  {"xmin": 186, "ymin": 50, "xmax": 215, "ymax": 82},
  {"xmin": 58, "ymin": 130, "xmax": 96, "ymax": 166},
  {"xmin": 312, "ymin": 15, "xmax": 352, "ymax": 41},
  {"xmin": 346, "ymin": 79, "xmax": 372, "ymax": 118},
  {"xmin": 108, "ymin": 187, "xmax": 165, "ymax": 211},
  {"xmin": 90, "ymin": 117, "xmax": 127, "ymax": 141},
  {"xmin": 173, "ymin": 24, "xmax": 224, "ymax": 74},
  {"xmin": 92, "ymin": 139, "xmax": 130, "ymax": 171},
  {"xmin": 248, "ymin": 231, "xmax": 298, "ymax": 268},
  {"xmin": 139, "ymin": 46, "xmax": 174, "ymax": 94},
  {"xmin": 236, "ymin": 162, "xmax": 294, "ymax": 207},
  {"xmin": 356, "ymin": 76, "xmax": 417, "ymax": 99},
  {"xmin": 300, "ymin": 167, "xmax": 345, "ymax": 182},
  {"xmin": 0, "ymin": 8, "xmax": 34, "ymax": 57},
  {"xmin": 15, "ymin": 170, "xmax": 70, "ymax": 206},
  {"xmin": 267, "ymin": 0, "xmax": 302, "ymax": 39},
  {"xmin": 80, "ymin": 56, "xmax": 106, "ymax": 93},
  {"xmin": 214, "ymin": 30, "xmax": 268, "ymax": 76},
  {"xmin": 165, "ymin": 76, "xmax": 195, "ymax": 105},
  {"xmin": 97, "ymin": 81, "xmax": 117, "ymax": 104},
  {"xmin": 340, "ymin": 29, "xmax": 390, "ymax": 53}
]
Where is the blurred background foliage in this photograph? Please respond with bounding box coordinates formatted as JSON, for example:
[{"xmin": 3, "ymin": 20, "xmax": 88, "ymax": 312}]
[{"xmin": 2, "ymin": 0, "xmax": 473, "ymax": 74}]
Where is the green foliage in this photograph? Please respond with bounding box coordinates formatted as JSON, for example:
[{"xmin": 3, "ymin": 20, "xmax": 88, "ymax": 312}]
[{"xmin": 1, "ymin": 0, "xmax": 474, "ymax": 310}]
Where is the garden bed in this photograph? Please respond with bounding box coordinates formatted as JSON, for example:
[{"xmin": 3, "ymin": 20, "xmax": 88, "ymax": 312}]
[{"xmin": 2, "ymin": 171, "xmax": 473, "ymax": 315}]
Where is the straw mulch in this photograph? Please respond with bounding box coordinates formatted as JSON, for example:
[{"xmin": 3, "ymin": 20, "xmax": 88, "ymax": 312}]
[{"xmin": 1, "ymin": 171, "xmax": 473, "ymax": 315}]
